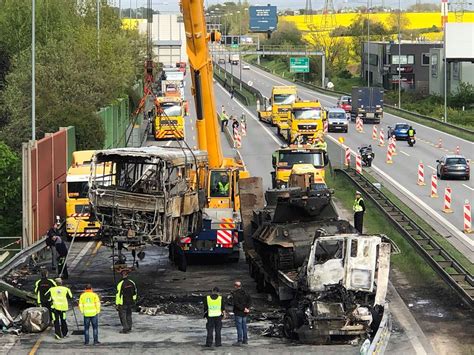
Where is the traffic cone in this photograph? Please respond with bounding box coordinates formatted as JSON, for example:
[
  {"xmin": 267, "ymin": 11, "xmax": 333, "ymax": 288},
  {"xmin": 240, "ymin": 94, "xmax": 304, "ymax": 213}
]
[
  {"xmin": 417, "ymin": 162, "xmax": 426, "ymax": 186},
  {"xmin": 372, "ymin": 126, "xmax": 377, "ymax": 140},
  {"xmin": 442, "ymin": 187, "xmax": 453, "ymax": 213},
  {"xmin": 455, "ymin": 145, "xmax": 460, "ymax": 154},
  {"xmin": 430, "ymin": 174, "xmax": 438, "ymax": 198},
  {"xmin": 241, "ymin": 123, "xmax": 247, "ymax": 136},
  {"xmin": 464, "ymin": 200, "xmax": 472, "ymax": 233},
  {"xmin": 345, "ymin": 147, "xmax": 351, "ymax": 167},
  {"xmin": 437, "ymin": 138, "xmax": 443, "ymax": 148},
  {"xmin": 390, "ymin": 135, "xmax": 397, "ymax": 156},
  {"xmin": 323, "ymin": 120, "xmax": 328, "ymax": 133},
  {"xmin": 378, "ymin": 129, "xmax": 385, "ymax": 147},
  {"xmin": 386, "ymin": 144, "xmax": 393, "ymax": 164},
  {"xmin": 355, "ymin": 155, "xmax": 362, "ymax": 174}
]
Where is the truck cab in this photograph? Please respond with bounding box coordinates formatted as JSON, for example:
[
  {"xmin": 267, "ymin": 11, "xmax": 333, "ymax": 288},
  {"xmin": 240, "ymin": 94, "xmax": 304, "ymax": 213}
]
[
  {"xmin": 271, "ymin": 146, "xmax": 328, "ymax": 189},
  {"xmin": 66, "ymin": 151, "xmax": 111, "ymax": 238},
  {"xmin": 278, "ymin": 100, "xmax": 323, "ymax": 144},
  {"xmin": 269, "ymin": 86, "xmax": 297, "ymax": 126},
  {"xmin": 154, "ymin": 97, "xmax": 186, "ymax": 140}
]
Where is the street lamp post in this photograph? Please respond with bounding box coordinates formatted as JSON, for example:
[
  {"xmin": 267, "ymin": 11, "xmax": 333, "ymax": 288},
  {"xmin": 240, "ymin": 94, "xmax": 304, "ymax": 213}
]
[
  {"xmin": 367, "ymin": 0, "xmax": 370, "ymax": 87},
  {"xmin": 31, "ymin": 0, "xmax": 35, "ymax": 140},
  {"xmin": 238, "ymin": 10, "xmax": 242, "ymax": 90},
  {"xmin": 398, "ymin": 0, "xmax": 401, "ymax": 109}
]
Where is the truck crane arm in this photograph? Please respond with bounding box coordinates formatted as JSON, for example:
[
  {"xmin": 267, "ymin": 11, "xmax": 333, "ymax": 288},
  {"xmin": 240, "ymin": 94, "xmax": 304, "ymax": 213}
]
[{"xmin": 181, "ymin": 0, "xmax": 223, "ymax": 168}]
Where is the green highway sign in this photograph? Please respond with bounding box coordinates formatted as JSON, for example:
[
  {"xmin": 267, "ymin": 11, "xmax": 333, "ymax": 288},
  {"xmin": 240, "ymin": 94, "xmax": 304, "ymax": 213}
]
[
  {"xmin": 290, "ymin": 57, "xmax": 309, "ymax": 73},
  {"xmin": 231, "ymin": 44, "xmax": 239, "ymax": 48}
]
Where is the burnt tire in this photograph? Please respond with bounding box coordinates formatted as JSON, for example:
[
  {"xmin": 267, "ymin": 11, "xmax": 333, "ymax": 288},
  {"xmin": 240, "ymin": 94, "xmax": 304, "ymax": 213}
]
[{"xmin": 283, "ymin": 309, "xmax": 302, "ymax": 340}]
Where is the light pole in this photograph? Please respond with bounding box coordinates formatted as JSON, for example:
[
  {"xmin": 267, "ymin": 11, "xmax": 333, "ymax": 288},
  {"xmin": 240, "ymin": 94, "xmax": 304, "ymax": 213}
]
[
  {"xmin": 398, "ymin": 0, "xmax": 401, "ymax": 109},
  {"xmin": 238, "ymin": 10, "xmax": 242, "ymax": 90},
  {"xmin": 31, "ymin": 0, "xmax": 35, "ymax": 140},
  {"xmin": 367, "ymin": 0, "xmax": 370, "ymax": 87}
]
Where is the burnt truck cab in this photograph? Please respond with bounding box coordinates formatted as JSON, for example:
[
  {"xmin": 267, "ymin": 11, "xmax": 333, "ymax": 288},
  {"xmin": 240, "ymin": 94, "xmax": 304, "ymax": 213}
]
[{"xmin": 283, "ymin": 233, "xmax": 391, "ymax": 345}]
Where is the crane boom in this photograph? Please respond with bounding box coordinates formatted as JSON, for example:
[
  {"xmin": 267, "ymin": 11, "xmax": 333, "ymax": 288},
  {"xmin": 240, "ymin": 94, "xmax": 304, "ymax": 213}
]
[{"xmin": 181, "ymin": 0, "xmax": 223, "ymax": 168}]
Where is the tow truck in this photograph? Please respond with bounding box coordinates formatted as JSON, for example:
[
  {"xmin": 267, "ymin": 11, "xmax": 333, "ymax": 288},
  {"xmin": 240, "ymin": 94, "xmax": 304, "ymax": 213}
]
[
  {"xmin": 277, "ymin": 100, "xmax": 323, "ymax": 144},
  {"xmin": 271, "ymin": 145, "xmax": 328, "ymax": 189},
  {"xmin": 153, "ymin": 96, "xmax": 186, "ymax": 140},
  {"xmin": 258, "ymin": 86, "xmax": 297, "ymax": 126}
]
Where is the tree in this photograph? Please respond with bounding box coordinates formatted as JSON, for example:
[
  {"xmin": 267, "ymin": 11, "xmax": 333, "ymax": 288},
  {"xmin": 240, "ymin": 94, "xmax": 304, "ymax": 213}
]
[
  {"xmin": 306, "ymin": 32, "xmax": 350, "ymax": 78},
  {"xmin": 408, "ymin": 3, "xmax": 440, "ymax": 12},
  {"xmin": 449, "ymin": 82, "xmax": 474, "ymax": 110},
  {"xmin": 264, "ymin": 21, "xmax": 304, "ymax": 47},
  {"xmin": 386, "ymin": 11, "xmax": 411, "ymax": 34},
  {"xmin": 0, "ymin": 141, "xmax": 21, "ymax": 236}
]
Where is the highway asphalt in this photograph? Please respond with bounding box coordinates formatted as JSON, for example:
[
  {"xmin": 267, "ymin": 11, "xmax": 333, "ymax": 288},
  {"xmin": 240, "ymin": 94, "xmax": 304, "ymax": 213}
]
[{"xmin": 218, "ymin": 61, "xmax": 474, "ymax": 260}]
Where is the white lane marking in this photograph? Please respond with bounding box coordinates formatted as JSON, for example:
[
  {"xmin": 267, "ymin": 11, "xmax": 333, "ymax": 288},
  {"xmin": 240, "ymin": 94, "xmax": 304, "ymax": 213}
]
[
  {"xmin": 215, "ymin": 81, "xmax": 282, "ymax": 146},
  {"xmin": 69, "ymin": 240, "xmax": 94, "ymax": 271},
  {"xmin": 247, "ymin": 63, "xmax": 474, "ymax": 144},
  {"xmin": 400, "ymin": 150, "xmax": 410, "ymax": 157},
  {"xmin": 165, "ymin": 140, "xmax": 172, "ymax": 146},
  {"xmin": 463, "ymin": 184, "xmax": 474, "ymax": 192},
  {"xmin": 427, "ymin": 165, "xmax": 437, "ymax": 172},
  {"xmin": 326, "ymin": 134, "xmax": 474, "ymax": 249}
]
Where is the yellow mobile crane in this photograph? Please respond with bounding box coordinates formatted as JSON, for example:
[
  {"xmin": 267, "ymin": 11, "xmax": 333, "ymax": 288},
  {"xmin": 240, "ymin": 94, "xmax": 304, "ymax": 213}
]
[{"xmin": 168, "ymin": 0, "xmax": 248, "ymax": 264}]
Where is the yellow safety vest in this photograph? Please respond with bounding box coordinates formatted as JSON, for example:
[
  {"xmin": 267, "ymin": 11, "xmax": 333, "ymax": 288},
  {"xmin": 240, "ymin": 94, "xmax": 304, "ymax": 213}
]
[
  {"xmin": 207, "ymin": 296, "xmax": 222, "ymax": 317},
  {"xmin": 79, "ymin": 290, "xmax": 101, "ymax": 317},
  {"xmin": 115, "ymin": 279, "xmax": 137, "ymax": 305},
  {"xmin": 34, "ymin": 278, "xmax": 57, "ymax": 304},
  {"xmin": 218, "ymin": 182, "xmax": 229, "ymax": 195},
  {"xmin": 353, "ymin": 197, "xmax": 364, "ymax": 213},
  {"xmin": 48, "ymin": 286, "xmax": 72, "ymax": 311}
]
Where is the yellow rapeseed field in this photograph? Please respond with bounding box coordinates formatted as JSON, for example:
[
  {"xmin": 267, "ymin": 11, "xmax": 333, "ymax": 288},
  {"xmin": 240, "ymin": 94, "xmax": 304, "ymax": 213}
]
[{"xmin": 282, "ymin": 12, "xmax": 474, "ymax": 32}]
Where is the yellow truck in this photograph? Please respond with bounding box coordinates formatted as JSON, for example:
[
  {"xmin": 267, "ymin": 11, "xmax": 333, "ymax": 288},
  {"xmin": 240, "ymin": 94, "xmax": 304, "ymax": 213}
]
[
  {"xmin": 258, "ymin": 86, "xmax": 297, "ymax": 126},
  {"xmin": 271, "ymin": 145, "xmax": 328, "ymax": 189},
  {"xmin": 277, "ymin": 100, "xmax": 324, "ymax": 144},
  {"xmin": 65, "ymin": 151, "xmax": 111, "ymax": 238},
  {"xmin": 154, "ymin": 96, "xmax": 186, "ymax": 140}
]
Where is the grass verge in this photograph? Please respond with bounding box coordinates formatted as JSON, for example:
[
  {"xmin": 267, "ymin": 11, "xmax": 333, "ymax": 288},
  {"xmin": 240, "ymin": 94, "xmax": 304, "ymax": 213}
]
[
  {"xmin": 325, "ymin": 169, "xmax": 449, "ymax": 290},
  {"xmin": 361, "ymin": 171, "xmax": 474, "ymax": 274}
]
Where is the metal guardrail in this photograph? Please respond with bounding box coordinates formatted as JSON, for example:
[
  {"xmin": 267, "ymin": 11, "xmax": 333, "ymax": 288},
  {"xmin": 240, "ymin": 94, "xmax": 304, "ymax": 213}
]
[
  {"xmin": 248, "ymin": 62, "xmax": 474, "ymax": 139},
  {"xmin": 361, "ymin": 304, "xmax": 392, "ymax": 355},
  {"xmin": 337, "ymin": 168, "xmax": 474, "ymax": 308}
]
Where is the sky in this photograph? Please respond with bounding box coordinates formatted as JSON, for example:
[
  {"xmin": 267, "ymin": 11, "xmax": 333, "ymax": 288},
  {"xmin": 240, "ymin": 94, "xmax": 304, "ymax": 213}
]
[{"xmin": 128, "ymin": 1, "xmax": 447, "ymax": 13}]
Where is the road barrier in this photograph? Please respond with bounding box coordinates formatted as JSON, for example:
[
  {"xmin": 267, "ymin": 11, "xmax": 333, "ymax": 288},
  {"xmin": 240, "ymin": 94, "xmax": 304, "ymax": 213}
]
[
  {"xmin": 337, "ymin": 168, "xmax": 474, "ymax": 307},
  {"xmin": 345, "ymin": 147, "xmax": 351, "ymax": 166},
  {"xmin": 378, "ymin": 129, "xmax": 385, "ymax": 147},
  {"xmin": 464, "ymin": 201, "xmax": 472, "ymax": 233},
  {"xmin": 417, "ymin": 162, "xmax": 426, "ymax": 186},
  {"xmin": 356, "ymin": 117, "xmax": 364, "ymax": 133},
  {"xmin": 455, "ymin": 145, "xmax": 460, "ymax": 154},
  {"xmin": 431, "ymin": 175, "xmax": 439, "ymax": 198},
  {"xmin": 386, "ymin": 145, "xmax": 393, "ymax": 164},
  {"xmin": 233, "ymin": 127, "xmax": 242, "ymax": 148},
  {"xmin": 390, "ymin": 136, "xmax": 397, "ymax": 156},
  {"xmin": 372, "ymin": 126, "xmax": 378, "ymax": 140},
  {"xmin": 356, "ymin": 155, "xmax": 362, "ymax": 174},
  {"xmin": 437, "ymin": 138, "xmax": 443, "ymax": 148},
  {"xmin": 323, "ymin": 120, "xmax": 328, "ymax": 133},
  {"xmin": 241, "ymin": 122, "xmax": 247, "ymax": 137},
  {"xmin": 443, "ymin": 187, "xmax": 453, "ymax": 213}
]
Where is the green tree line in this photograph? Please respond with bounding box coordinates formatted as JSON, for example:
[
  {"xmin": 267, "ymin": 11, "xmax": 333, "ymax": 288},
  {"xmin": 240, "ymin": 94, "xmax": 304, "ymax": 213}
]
[{"xmin": 0, "ymin": 0, "xmax": 144, "ymax": 236}]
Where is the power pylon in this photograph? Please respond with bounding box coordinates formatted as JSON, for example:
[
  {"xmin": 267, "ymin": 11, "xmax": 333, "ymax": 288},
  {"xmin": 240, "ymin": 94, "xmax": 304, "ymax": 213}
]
[
  {"xmin": 450, "ymin": 0, "xmax": 471, "ymax": 22},
  {"xmin": 305, "ymin": 0, "xmax": 313, "ymax": 24},
  {"xmin": 321, "ymin": 0, "xmax": 337, "ymax": 30}
]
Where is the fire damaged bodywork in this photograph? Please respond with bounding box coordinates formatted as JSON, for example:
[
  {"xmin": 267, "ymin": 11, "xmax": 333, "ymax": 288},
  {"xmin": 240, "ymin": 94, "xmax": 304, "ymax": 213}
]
[
  {"xmin": 89, "ymin": 146, "xmax": 208, "ymax": 246},
  {"xmin": 240, "ymin": 176, "xmax": 391, "ymax": 345}
]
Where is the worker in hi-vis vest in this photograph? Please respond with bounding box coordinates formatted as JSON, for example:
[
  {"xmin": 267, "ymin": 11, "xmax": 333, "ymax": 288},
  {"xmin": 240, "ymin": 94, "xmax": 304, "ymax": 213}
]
[
  {"xmin": 203, "ymin": 287, "xmax": 226, "ymax": 348},
  {"xmin": 79, "ymin": 284, "xmax": 101, "ymax": 345}
]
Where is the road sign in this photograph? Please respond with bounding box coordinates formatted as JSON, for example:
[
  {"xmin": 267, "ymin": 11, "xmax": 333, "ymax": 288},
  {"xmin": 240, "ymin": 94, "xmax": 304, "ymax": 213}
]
[
  {"xmin": 290, "ymin": 57, "xmax": 309, "ymax": 73},
  {"xmin": 231, "ymin": 44, "xmax": 239, "ymax": 49},
  {"xmin": 249, "ymin": 5, "xmax": 278, "ymax": 33}
]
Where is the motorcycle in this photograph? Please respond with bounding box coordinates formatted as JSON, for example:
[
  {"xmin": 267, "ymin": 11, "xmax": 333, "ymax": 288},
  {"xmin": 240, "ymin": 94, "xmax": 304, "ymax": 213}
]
[
  {"xmin": 358, "ymin": 145, "xmax": 375, "ymax": 167},
  {"xmin": 408, "ymin": 136, "xmax": 416, "ymax": 147}
]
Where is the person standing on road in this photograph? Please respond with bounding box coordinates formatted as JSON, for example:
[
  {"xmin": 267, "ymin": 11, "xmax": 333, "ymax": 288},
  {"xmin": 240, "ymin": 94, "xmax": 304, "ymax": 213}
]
[
  {"xmin": 353, "ymin": 191, "xmax": 366, "ymax": 234},
  {"xmin": 51, "ymin": 233, "xmax": 69, "ymax": 279},
  {"xmin": 79, "ymin": 284, "xmax": 101, "ymax": 345},
  {"xmin": 231, "ymin": 116, "xmax": 240, "ymax": 131},
  {"xmin": 231, "ymin": 281, "xmax": 251, "ymax": 346},
  {"xmin": 115, "ymin": 269, "xmax": 137, "ymax": 334},
  {"xmin": 220, "ymin": 109, "xmax": 229, "ymax": 132},
  {"xmin": 46, "ymin": 278, "xmax": 72, "ymax": 340},
  {"xmin": 203, "ymin": 287, "xmax": 225, "ymax": 348},
  {"xmin": 230, "ymin": 86, "xmax": 235, "ymax": 99},
  {"xmin": 34, "ymin": 268, "xmax": 57, "ymax": 322}
]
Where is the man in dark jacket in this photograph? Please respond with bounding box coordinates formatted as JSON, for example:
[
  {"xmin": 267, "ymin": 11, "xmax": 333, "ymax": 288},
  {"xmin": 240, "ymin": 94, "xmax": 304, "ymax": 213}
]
[
  {"xmin": 231, "ymin": 281, "xmax": 251, "ymax": 346},
  {"xmin": 51, "ymin": 233, "xmax": 68, "ymax": 279},
  {"xmin": 115, "ymin": 269, "xmax": 137, "ymax": 333},
  {"xmin": 203, "ymin": 287, "xmax": 225, "ymax": 348},
  {"xmin": 34, "ymin": 268, "xmax": 57, "ymax": 322}
]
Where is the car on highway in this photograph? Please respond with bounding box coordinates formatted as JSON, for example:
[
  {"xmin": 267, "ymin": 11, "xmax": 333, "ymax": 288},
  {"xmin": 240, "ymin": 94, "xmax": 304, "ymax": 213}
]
[
  {"xmin": 242, "ymin": 64, "xmax": 250, "ymax": 70},
  {"xmin": 436, "ymin": 155, "xmax": 470, "ymax": 180},
  {"xmin": 387, "ymin": 123, "xmax": 410, "ymax": 140},
  {"xmin": 218, "ymin": 58, "xmax": 225, "ymax": 64},
  {"xmin": 326, "ymin": 107, "xmax": 348, "ymax": 133},
  {"xmin": 337, "ymin": 95, "xmax": 352, "ymax": 113}
]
